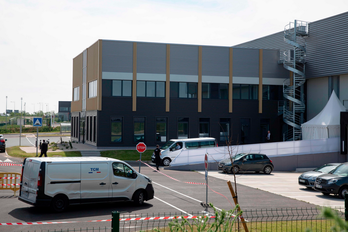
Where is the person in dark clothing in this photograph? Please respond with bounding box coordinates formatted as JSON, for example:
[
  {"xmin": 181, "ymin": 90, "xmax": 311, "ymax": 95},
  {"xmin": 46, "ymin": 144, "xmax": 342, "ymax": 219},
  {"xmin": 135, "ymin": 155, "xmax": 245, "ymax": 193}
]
[
  {"xmin": 39, "ymin": 140, "xmax": 48, "ymax": 157},
  {"xmin": 154, "ymin": 144, "xmax": 161, "ymax": 171}
]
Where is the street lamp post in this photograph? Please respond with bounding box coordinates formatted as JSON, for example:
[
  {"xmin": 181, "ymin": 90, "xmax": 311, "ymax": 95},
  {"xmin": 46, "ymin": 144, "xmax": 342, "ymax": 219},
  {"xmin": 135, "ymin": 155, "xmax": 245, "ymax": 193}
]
[
  {"xmin": 5, "ymin": 96, "xmax": 7, "ymax": 130},
  {"xmin": 20, "ymin": 97, "xmax": 22, "ymax": 146},
  {"xmin": 10, "ymin": 101, "xmax": 15, "ymax": 126}
]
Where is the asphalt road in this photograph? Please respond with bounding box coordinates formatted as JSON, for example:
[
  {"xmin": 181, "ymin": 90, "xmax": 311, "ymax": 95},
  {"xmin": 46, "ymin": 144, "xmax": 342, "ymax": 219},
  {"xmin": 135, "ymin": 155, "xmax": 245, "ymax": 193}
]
[
  {"xmin": 0, "ymin": 156, "xmax": 320, "ymax": 232},
  {"xmin": 4, "ymin": 133, "xmax": 70, "ymax": 149}
]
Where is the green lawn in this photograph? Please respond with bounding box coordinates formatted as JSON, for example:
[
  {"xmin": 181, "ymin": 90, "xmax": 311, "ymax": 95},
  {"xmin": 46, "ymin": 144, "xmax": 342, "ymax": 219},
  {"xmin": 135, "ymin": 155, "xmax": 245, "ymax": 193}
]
[
  {"xmin": 100, "ymin": 150, "xmax": 153, "ymax": 161},
  {"xmin": 6, "ymin": 146, "xmax": 81, "ymax": 158}
]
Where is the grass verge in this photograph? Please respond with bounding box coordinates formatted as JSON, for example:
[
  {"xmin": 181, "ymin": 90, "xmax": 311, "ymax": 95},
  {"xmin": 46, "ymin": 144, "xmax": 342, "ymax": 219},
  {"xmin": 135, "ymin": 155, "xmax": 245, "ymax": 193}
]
[
  {"xmin": 6, "ymin": 146, "xmax": 81, "ymax": 158},
  {"xmin": 100, "ymin": 150, "xmax": 153, "ymax": 161}
]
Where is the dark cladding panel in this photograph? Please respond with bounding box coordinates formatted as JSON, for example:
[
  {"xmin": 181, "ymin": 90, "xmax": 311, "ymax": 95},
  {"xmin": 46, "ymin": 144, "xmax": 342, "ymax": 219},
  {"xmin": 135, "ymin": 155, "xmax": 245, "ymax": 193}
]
[
  {"xmin": 262, "ymin": 49, "xmax": 289, "ymax": 79},
  {"xmin": 202, "ymin": 46, "xmax": 229, "ymax": 76},
  {"xmin": 102, "ymin": 40, "xmax": 133, "ymax": 72},
  {"xmin": 233, "ymin": 48, "xmax": 259, "ymax": 77},
  {"xmin": 137, "ymin": 43, "xmax": 166, "ymax": 74},
  {"xmin": 170, "ymin": 44, "xmax": 198, "ymax": 75}
]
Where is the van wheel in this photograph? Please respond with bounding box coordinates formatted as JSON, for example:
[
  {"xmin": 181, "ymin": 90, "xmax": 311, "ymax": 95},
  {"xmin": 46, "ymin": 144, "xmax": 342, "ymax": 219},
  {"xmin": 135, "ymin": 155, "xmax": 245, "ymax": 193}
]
[
  {"xmin": 162, "ymin": 158, "xmax": 171, "ymax": 166},
  {"xmin": 263, "ymin": 166, "xmax": 273, "ymax": 174},
  {"xmin": 51, "ymin": 195, "xmax": 68, "ymax": 212},
  {"xmin": 133, "ymin": 190, "xmax": 145, "ymax": 205}
]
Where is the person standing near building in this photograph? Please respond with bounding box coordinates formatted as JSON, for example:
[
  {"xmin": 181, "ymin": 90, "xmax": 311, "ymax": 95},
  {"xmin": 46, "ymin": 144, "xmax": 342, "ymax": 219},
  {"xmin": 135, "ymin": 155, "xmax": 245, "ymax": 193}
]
[
  {"xmin": 154, "ymin": 144, "xmax": 161, "ymax": 171},
  {"xmin": 39, "ymin": 140, "xmax": 48, "ymax": 157},
  {"xmin": 266, "ymin": 131, "xmax": 271, "ymax": 142}
]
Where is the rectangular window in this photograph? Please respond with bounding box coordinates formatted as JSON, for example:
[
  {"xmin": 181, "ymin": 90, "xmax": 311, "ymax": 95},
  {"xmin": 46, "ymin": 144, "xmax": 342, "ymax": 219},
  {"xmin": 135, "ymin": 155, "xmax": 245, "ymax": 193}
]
[
  {"xmin": 260, "ymin": 118, "xmax": 270, "ymax": 142},
  {"xmin": 146, "ymin": 81, "xmax": 156, "ymax": 97},
  {"xmin": 178, "ymin": 117, "xmax": 189, "ymax": 139},
  {"xmin": 241, "ymin": 85, "xmax": 249, "ymax": 99},
  {"xmin": 89, "ymin": 116, "xmax": 92, "ymax": 142},
  {"xmin": 134, "ymin": 117, "xmax": 145, "ymax": 143},
  {"xmin": 93, "ymin": 116, "xmax": 96, "ymax": 142},
  {"xmin": 111, "ymin": 117, "xmax": 122, "ymax": 143},
  {"xmin": 251, "ymin": 85, "xmax": 258, "ymax": 100},
  {"xmin": 220, "ymin": 118, "xmax": 230, "ymax": 143},
  {"xmin": 233, "ymin": 84, "xmax": 240, "ymax": 99},
  {"xmin": 219, "ymin": 84, "xmax": 228, "ymax": 99},
  {"xmin": 202, "ymin": 83, "xmax": 210, "ymax": 99},
  {"xmin": 59, "ymin": 107, "xmax": 69, "ymax": 112},
  {"xmin": 88, "ymin": 80, "xmax": 97, "ymax": 98},
  {"xmin": 240, "ymin": 118, "xmax": 250, "ymax": 144},
  {"xmin": 73, "ymin": 87, "xmax": 80, "ymax": 101},
  {"xmin": 210, "ymin": 83, "xmax": 219, "ymax": 99},
  {"xmin": 123, "ymin": 80, "xmax": 132, "ymax": 97},
  {"xmin": 113, "ymin": 80, "xmax": 132, "ymax": 97},
  {"xmin": 179, "ymin": 83, "xmax": 187, "ymax": 98},
  {"xmin": 263, "ymin": 85, "xmax": 270, "ymax": 100},
  {"xmin": 199, "ymin": 118, "xmax": 210, "ymax": 137},
  {"xmin": 137, "ymin": 81, "xmax": 146, "ymax": 97},
  {"xmin": 156, "ymin": 82, "xmax": 165, "ymax": 97},
  {"xmin": 156, "ymin": 117, "xmax": 167, "ymax": 142},
  {"xmin": 112, "ymin": 80, "xmax": 122, "ymax": 96},
  {"xmin": 188, "ymin": 83, "xmax": 197, "ymax": 98},
  {"xmin": 170, "ymin": 82, "xmax": 179, "ymax": 98}
]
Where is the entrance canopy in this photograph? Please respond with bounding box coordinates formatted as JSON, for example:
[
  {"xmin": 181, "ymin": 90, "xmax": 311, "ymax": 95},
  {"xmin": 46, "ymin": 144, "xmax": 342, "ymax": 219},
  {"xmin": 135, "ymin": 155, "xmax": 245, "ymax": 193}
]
[{"xmin": 302, "ymin": 91, "xmax": 346, "ymax": 140}]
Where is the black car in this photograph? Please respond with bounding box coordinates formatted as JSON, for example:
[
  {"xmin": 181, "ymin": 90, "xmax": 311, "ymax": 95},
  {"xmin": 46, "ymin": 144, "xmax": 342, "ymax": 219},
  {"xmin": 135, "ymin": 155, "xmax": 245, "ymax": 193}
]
[
  {"xmin": 0, "ymin": 134, "xmax": 6, "ymax": 152},
  {"xmin": 218, "ymin": 153, "xmax": 274, "ymax": 174},
  {"xmin": 314, "ymin": 162, "xmax": 348, "ymax": 198},
  {"xmin": 298, "ymin": 163, "xmax": 341, "ymax": 189}
]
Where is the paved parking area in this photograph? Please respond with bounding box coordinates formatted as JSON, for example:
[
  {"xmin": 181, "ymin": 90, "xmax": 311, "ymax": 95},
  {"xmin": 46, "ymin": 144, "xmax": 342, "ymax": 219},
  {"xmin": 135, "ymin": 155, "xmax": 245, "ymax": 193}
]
[{"xmin": 201, "ymin": 171, "xmax": 345, "ymax": 208}]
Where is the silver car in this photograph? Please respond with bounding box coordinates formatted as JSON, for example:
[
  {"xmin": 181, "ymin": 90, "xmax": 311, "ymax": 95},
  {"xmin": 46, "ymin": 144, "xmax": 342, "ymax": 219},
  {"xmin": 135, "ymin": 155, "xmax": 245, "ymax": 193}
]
[{"xmin": 298, "ymin": 163, "xmax": 341, "ymax": 188}]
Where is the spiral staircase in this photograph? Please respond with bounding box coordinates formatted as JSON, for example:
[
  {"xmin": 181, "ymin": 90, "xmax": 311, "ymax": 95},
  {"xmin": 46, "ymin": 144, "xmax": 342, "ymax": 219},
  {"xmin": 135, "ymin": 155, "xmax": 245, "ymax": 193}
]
[{"xmin": 281, "ymin": 20, "xmax": 308, "ymax": 141}]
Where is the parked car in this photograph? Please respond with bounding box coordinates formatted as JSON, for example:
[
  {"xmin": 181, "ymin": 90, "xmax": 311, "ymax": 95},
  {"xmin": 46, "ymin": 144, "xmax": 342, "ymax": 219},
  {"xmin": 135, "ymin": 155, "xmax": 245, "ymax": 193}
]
[
  {"xmin": 218, "ymin": 153, "xmax": 274, "ymax": 174},
  {"xmin": 0, "ymin": 134, "xmax": 6, "ymax": 152},
  {"xmin": 314, "ymin": 162, "xmax": 348, "ymax": 198},
  {"xmin": 298, "ymin": 163, "xmax": 341, "ymax": 189}
]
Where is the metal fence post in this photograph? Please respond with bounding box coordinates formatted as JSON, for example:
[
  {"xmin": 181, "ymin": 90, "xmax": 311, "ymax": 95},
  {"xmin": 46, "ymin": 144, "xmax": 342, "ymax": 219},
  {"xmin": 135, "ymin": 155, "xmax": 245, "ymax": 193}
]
[{"xmin": 112, "ymin": 211, "xmax": 120, "ymax": 232}]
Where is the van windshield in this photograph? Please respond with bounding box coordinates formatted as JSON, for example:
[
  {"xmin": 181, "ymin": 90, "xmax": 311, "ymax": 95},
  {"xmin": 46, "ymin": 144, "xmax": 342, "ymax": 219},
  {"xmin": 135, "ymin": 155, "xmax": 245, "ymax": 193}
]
[{"xmin": 161, "ymin": 141, "xmax": 175, "ymax": 150}]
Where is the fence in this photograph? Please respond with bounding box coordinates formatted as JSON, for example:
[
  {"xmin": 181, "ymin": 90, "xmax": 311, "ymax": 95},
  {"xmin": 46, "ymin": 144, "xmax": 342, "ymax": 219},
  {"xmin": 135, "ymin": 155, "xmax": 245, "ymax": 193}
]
[{"xmin": 170, "ymin": 137, "xmax": 340, "ymax": 167}]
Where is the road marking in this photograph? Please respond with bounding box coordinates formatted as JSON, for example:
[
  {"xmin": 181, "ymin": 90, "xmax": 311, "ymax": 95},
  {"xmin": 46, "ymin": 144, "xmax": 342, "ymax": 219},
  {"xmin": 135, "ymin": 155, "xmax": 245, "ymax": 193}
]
[
  {"xmin": 154, "ymin": 196, "xmax": 193, "ymax": 217},
  {"xmin": 26, "ymin": 137, "xmax": 35, "ymax": 146},
  {"xmin": 153, "ymin": 181, "xmax": 222, "ymax": 211}
]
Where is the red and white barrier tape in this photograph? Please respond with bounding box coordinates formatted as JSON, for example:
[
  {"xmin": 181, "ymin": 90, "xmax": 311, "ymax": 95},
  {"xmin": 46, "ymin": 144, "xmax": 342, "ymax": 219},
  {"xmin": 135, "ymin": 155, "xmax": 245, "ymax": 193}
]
[
  {"xmin": 0, "ymin": 177, "xmax": 20, "ymax": 179},
  {"xmin": 1, "ymin": 184, "xmax": 20, "ymax": 186},
  {"xmin": 0, "ymin": 215, "xmax": 218, "ymax": 226},
  {"xmin": 0, "ymin": 163, "xmax": 22, "ymax": 167},
  {"xmin": 140, "ymin": 161, "xmax": 234, "ymax": 207}
]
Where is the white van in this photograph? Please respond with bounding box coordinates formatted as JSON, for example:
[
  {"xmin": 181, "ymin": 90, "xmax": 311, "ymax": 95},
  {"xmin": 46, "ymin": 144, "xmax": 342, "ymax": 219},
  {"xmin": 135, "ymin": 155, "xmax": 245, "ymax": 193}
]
[
  {"xmin": 18, "ymin": 157, "xmax": 154, "ymax": 212},
  {"xmin": 152, "ymin": 137, "xmax": 217, "ymax": 166}
]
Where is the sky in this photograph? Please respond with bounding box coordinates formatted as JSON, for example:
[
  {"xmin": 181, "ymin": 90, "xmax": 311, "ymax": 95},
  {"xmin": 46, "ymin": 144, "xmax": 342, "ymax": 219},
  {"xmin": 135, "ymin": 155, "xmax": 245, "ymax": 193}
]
[{"xmin": 0, "ymin": 0, "xmax": 347, "ymax": 114}]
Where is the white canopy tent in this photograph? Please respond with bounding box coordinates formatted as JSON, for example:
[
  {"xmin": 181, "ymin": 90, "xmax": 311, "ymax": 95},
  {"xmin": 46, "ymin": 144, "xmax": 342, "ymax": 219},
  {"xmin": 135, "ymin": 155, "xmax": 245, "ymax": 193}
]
[{"xmin": 302, "ymin": 91, "xmax": 346, "ymax": 140}]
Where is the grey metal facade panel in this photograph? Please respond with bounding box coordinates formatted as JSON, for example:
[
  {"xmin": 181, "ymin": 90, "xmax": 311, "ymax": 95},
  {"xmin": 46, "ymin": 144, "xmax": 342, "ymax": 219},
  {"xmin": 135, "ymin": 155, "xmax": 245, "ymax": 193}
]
[
  {"xmin": 262, "ymin": 49, "xmax": 289, "ymax": 79},
  {"xmin": 170, "ymin": 44, "xmax": 199, "ymax": 75},
  {"xmin": 305, "ymin": 12, "xmax": 348, "ymax": 78},
  {"xmin": 137, "ymin": 42, "xmax": 166, "ymax": 74},
  {"xmin": 233, "ymin": 31, "xmax": 293, "ymax": 52},
  {"xmin": 202, "ymin": 46, "xmax": 230, "ymax": 76},
  {"xmin": 233, "ymin": 48, "xmax": 259, "ymax": 77},
  {"xmin": 102, "ymin": 40, "xmax": 133, "ymax": 72}
]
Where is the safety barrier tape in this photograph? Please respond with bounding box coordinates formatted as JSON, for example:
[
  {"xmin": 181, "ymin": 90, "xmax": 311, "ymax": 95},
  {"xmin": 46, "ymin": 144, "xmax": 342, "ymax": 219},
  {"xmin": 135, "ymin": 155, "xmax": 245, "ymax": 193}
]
[
  {"xmin": 1, "ymin": 184, "xmax": 20, "ymax": 186},
  {"xmin": 140, "ymin": 161, "xmax": 234, "ymax": 207},
  {"xmin": 0, "ymin": 215, "xmax": 218, "ymax": 226},
  {"xmin": 0, "ymin": 177, "xmax": 20, "ymax": 179},
  {"xmin": 0, "ymin": 163, "xmax": 22, "ymax": 167}
]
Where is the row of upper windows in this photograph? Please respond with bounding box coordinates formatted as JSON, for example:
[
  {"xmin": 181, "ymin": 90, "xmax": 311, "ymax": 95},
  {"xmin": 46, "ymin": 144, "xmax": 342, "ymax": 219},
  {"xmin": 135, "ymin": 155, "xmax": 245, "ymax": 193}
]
[
  {"xmin": 73, "ymin": 81, "xmax": 282, "ymax": 101},
  {"xmin": 111, "ymin": 80, "xmax": 282, "ymax": 100}
]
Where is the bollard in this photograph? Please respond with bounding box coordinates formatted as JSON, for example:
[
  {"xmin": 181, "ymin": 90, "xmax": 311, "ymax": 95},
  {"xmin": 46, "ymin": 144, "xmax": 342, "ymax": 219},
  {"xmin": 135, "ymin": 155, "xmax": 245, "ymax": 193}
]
[
  {"xmin": 345, "ymin": 193, "xmax": 348, "ymax": 221},
  {"xmin": 111, "ymin": 211, "xmax": 120, "ymax": 232}
]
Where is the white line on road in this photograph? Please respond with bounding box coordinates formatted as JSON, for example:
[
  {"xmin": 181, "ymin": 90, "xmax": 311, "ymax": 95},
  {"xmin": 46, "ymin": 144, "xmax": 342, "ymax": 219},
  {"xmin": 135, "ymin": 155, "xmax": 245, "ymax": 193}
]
[
  {"xmin": 154, "ymin": 196, "xmax": 193, "ymax": 217},
  {"xmin": 26, "ymin": 137, "xmax": 35, "ymax": 146},
  {"xmin": 153, "ymin": 181, "xmax": 222, "ymax": 211}
]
